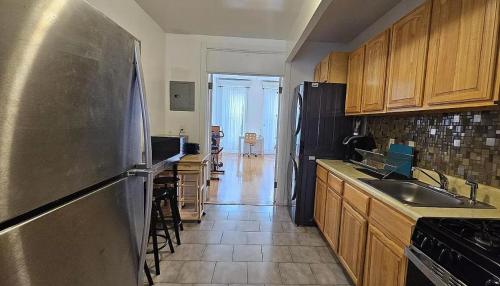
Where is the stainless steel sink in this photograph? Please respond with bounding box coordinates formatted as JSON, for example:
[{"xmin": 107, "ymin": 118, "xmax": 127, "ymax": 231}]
[{"xmin": 359, "ymin": 178, "xmax": 494, "ymax": 209}]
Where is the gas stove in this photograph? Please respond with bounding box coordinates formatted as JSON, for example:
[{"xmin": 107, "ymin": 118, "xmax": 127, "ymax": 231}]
[
  {"xmin": 406, "ymin": 218, "xmax": 500, "ymax": 286},
  {"xmin": 437, "ymin": 219, "xmax": 500, "ymax": 254}
]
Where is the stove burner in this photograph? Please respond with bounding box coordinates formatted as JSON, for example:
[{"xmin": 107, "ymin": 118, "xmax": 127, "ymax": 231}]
[
  {"xmin": 415, "ymin": 218, "xmax": 500, "ymax": 285},
  {"xmin": 438, "ymin": 219, "xmax": 500, "ymax": 253},
  {"xmin": 473, "ymin": 221, "xmax": 500, "ymax": 251},
  {"xmin": 474, "ymin": 231, "xmax": 500, "ymax": 249}
]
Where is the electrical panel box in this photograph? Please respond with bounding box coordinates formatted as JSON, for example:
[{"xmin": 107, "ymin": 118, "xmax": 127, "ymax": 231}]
[{"xmin": 170, "ymin": 81, "xmax": 195, "ymax": 111}]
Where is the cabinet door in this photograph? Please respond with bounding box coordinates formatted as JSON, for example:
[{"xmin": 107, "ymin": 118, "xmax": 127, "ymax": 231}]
[
  {"xmin": 314, "ymin": 64, "xmax": 321, "ymax": 82},
  {"xmin": 338, "ymin": 202, "xmax": 368, "ymax": 285},
  {"xmin": 386, "ymin": 2, "xmax": 431, "ymax": 109},
  {"xmin": 425, "ymin": 0, "xmax": 500, "ymax": 105},
  {"xmin": 346, "ymin": 46, "xmax": 365, "ymax": 114},
  {"xmin": 314, "ymin": 178, "xmax": 327, "ymax": 230},
  {"xmin": 363, "ymin": 225, "xmax": 407, "ymax": 286},
  {"xmin": 361, "ymin": 30, "xmax": 390, "ymax": 112},
  {"xmin": 323, "ymin": 187, "xmax": 342, "ymax": 252},
  {"xmin": 327, "ymin": 52, "xmax": 349, "ymax": 84},
  {"xmin": 320, "ymin": 56, "xmax": 330, "ymax": 82}
]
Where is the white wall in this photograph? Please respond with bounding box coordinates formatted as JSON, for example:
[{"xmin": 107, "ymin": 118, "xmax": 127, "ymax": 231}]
[
  {"xmin": 164, "ymin": 33, "xmax": 287, "ymax": 155},
  {"xmin": 86, "ymin": 0, "xmax": 166, "ymax": 134},
  {"xmin": 347, "ymin": 0, "xmax": 426, "ymax": 50},
  {"xmin": 212, "ymin": 75, "xmax": 278, "ymax": 135},
  {"xmin": 286, "ymin": 0, "xmax": 333, "ymax": 61}
]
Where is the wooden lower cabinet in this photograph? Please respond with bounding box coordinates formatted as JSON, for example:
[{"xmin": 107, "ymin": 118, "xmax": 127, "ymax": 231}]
[
  {"xmin": 314, "ymin": 178, "xmax": 327, "ymax": 230},
  {"xmin": 338, "ymin": 202, "xmax": 368, "ymax": 285},
  {"xmin": 314, "ymin": 165, "xmax": 415, "ymax": 286},
  {"xmin": 363, "ymin": 225, "xmax": 407, "ymax": 286},
  {"xmin": 323, "ymin": 187, "xmax": 342, "ymax": 251}
]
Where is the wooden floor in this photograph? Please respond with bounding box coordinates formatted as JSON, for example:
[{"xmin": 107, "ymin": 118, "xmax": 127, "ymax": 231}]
[{"xmin": 208, "ymin": 153, "xmax": 276, "ymax": 205}]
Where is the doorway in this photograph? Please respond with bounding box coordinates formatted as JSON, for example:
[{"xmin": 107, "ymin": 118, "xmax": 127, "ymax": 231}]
[{"xmin": 208, "ymin": 73, "xmax": 281, "ymax": 205}]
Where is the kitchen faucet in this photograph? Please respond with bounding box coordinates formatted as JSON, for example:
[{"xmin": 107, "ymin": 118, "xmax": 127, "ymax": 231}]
[
  {"xmin": 413, "ymin": 167, "xmax": 449, "ymax": 190},
  {"xmin": 466, "ymin": 179, "xmax": 479, "ymax": 204}
]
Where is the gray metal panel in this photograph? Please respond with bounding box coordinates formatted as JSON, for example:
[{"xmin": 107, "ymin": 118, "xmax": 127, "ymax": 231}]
[
  {"xmin": 0, "ymin": 176, "xmax": 144, "ymax": 286},
  {"xmin": 170, "ymin": 81, "xmax": 195, "ymax": 111},
  {"xmin": 0, "ymin": 0, "xmax": 143, "ymax": 222}
]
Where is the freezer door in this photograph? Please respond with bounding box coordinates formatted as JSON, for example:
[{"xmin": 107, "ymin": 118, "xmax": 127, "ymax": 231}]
[
  {"xmin": 0, "ymin": 0, "xmax": 143, "ymax": 222},
  {"xmin": 0, "ymin": 176, "xmax": 144, "ymax": 286}
]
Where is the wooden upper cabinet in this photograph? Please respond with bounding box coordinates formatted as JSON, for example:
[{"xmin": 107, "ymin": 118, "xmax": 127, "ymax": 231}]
[
  {"xmin": 328, "ymin": 52, "xmax": 349, "ymax": 84},
  {"xmin": 320, "ymin": 56, "xmax": 330, "ymax": 82},
  {"xmin": 346, "ymin": 46, "xmax": 365, "ymax": 114},
  {"xmin": 314, "ymin": 64, "xmax": 321, "ymax": 82},
  {"xmin": 361, "ymin": 30, "xmax": 390, "ymax": 112},
  {"xmin": 386, "ymin": 2, "xmax": 431, "ymax": 109},
  {"xmin": 424, "ymin": 0, "xmax": 500, "ymax": 105},
  {"xmin": 363, "ymin": 225, "xmax": 407, "ymax": 286}
]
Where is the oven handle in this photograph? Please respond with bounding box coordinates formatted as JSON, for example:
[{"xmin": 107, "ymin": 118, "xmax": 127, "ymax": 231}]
[{"xmin": 405, "ymin": 245, "xmax": 466, "ymax": 286}]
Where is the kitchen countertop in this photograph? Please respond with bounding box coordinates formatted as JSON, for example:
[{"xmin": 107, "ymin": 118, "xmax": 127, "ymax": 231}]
[
  {"xmin": 176, "ymin": 153, "xmax": 210, "ymax": 163},
  {"xmin": 151, "ymin": 153, "xmax": 210, "ymax": 175},
  {"xmin": 316, "ymin": 159, "xmax": 500, "ymax": 221},
  {"xmin": 151, "ymin": 153, "xmax": 184, "ymax": 175}
]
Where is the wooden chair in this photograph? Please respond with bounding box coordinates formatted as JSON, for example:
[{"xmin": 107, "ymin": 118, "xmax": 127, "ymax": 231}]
[{"xmin": 243, "ymin": 133, "xmax": 258, "ymax": 157}]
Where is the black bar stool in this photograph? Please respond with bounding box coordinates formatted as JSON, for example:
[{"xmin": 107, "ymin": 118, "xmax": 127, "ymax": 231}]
[
  {"xmin": 144, "ymin": 262, "xmax": 154, "ymax": 285},
  {"xmin": 148, "ymin": 187, "xmax": 175, "ymax": 275},
  {"xmin": 154, "ymin": 165, "xmax": 183, "ymax": 245}
]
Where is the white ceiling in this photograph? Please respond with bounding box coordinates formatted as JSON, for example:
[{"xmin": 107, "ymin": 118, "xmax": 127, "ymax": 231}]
[
  {"xmin": 134, "ymin": 0, "xmax": 304, "ymax": 40},
  {"xmin": 308, "ymin": 0, "xmax": 402, "ymax": 43}
]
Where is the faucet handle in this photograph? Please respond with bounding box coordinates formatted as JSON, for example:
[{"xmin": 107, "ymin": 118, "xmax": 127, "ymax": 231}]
[{"xmin": 465, "ymin": 179, "xmax": 478, "ymax": 187}]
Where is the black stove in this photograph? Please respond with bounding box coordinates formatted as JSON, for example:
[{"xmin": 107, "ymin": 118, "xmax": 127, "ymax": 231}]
[{"xmin": 406, "ymin": 218, "xmax": 500, "ymax": 286}]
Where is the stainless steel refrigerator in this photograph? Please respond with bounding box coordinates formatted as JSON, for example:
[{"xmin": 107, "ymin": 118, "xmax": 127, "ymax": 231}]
[
  {"xmin": 0, "ymin": 1, "xmax": 154, "ymax": 285},
  {"xmin": 287, "ymin": 82, "xmax": 352, "ymax": 226}
]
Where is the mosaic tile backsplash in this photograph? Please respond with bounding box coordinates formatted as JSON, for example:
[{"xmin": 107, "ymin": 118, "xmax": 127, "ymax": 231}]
[{"xmin": 366, "ymin": 110, "xmax": 500, "ymax": 188}]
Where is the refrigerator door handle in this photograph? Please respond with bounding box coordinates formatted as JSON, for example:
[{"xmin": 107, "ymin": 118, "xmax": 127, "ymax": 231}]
[
  {"xmin": 290, "ymin": 154, "xmax": 298, "ymax": 200},
  {"xmin": 295, "ymin": 94, "xmax": 302, "ymax": 136},
  {"xmin": 134, "ymin": 170, "xmax": 153, "ymax": 286},
  {"xmin": 134, "ymin": 40, "xmax": 152, "ymax": 169},
  {"xmin": 133, "ymin": 40, "xmax": 153, "ymax": 286}
]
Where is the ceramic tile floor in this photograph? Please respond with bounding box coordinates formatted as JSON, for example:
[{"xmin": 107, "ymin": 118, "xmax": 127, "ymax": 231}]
[{"xmin": 145, "ymin": 204, "xmax": 353, "ymax": 286}]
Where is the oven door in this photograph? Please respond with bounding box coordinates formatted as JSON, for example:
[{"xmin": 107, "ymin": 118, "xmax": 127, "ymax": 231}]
[{"xmin": 405, "ymin": 246, "xmax": 467, "ymax": 286}]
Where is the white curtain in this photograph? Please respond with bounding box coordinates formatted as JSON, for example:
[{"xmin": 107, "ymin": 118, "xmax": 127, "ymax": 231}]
[
  {"xmin": 212, "ymin": 85, "xmax": 248, "ymax": 153},
  {"xmin": 262, "ymin": 87, "xmax": 279, "ymax": 154}
]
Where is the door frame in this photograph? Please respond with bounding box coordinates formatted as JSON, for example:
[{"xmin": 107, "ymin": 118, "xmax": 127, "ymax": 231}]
[{"xmin": 205, "ymin": 72, "xmax": 282, "ymax": 204}]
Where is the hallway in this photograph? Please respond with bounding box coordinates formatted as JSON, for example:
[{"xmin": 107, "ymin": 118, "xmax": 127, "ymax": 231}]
[{"xmin": 208, "ymin": 154, "xmax": 276, "ymax": 205}]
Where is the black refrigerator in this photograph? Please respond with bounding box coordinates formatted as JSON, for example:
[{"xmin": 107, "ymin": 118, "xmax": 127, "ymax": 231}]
[{"xmin": 287, "ymin": 82, "xmax": 352, "ymax": 225}]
